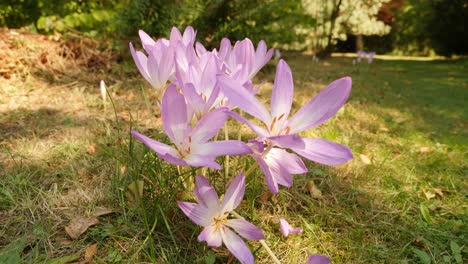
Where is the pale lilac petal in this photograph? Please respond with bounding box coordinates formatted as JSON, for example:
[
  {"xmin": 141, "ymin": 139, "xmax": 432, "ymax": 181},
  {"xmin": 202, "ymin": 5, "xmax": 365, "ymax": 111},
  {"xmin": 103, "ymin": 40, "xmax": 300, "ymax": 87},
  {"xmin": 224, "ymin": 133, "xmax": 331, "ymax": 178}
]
[
  {"xmin": 185, "ymin": 154, "xmax": 222, "ymax": 170},
  {"xmin": 220, "ymin": 173, "xmax": 245, "ymax": 213},
  {"xmin": 180, "ymin": 83, "xmax": 206, "ymax": 116},
  {"xmin": 190, "ymin": 108, "xmax": 228, "ymax": 144},
  {"xmin": 218, "ymin": 38, "xmax": 231, "ymax": 61},
  {"xmin": 131, "ymin": 131, "xmax": 179, "ymax": 157},
  {"xmin": 146, "ymin": 53, "xmax": 160, "ymax": 88},
  {"xmin": 308, "ymin": 255, "xmax": 330, "ymax": 264},
  {"xmin": 195, "ymin": 141, "xmax": 252, "ymax": 157},
  {"xmin": 162, "ymin": 84, "xmax": 189, "ymax": 143},
  {"xmin": 159, "ymin": 153, "xmax": 187, "ymax": 166},
  {"xmin": 268, "ymin": 148, "xmax": 307, "ymax": 174},
  {"xmin": 288, "ymin": 77, "xmax": 352, "ymax": 134},
  {"xmin": 292, "ymin": 138, "xmax": 353, "ymax": 166},
  {"xmin": 198, "ymin": 226, "xmax": 222, "ymax": 247},
  {"xmin": 195, "ymin": 42, "xmax": 207, "ymax": 56},
  {"xmin": 194, "ymin": 175, "xmax": 219, "ymax": 209},
  {"xmin": 169, "ymin": 27, "xmax": 182, "ymax": 47},
  {"xmin": 255, "ymin": 156, "xmax": 279, "ymax": 194},
  {"xmin": 177, "ymin": 201, "xmax": 212, "ymax": 226},
  {"xmin": 279, "ymin": 218, "xmax": 303, "ymax": 237},
  {"xmin": 129, "ymin": 42, "xmax": 151, "ymax": 84},
  {"xmin": 138, "ymin": 30, "xmax": 155, "ymax": 51},
  {"xmin": 221, "ymin": 227, "xmax": 254, "ymax": 264},
  {"xmin": 226, "ymin": 219, "xmax": 264, "ymax": 240},
  {"xmin": 182, "ymin": 26, "xmax": 196, "ymax": 46},
  {"xmin": 271, "ymin": 60, "xmax": 294, "ymax": 119},
  {"xmin": 268, "ymin": 134, "xmax": 305, "ymax": 149},
  {"xmin": 157, "ymin": 45, "xmax": 174, "ymax": 86},
  {"xmin": 227, "ymin": 111, "xmax": 269, "ymax": 139},
  {"xmin": 264, "ymin": 154, "xmax": 292, "ymax": 187},
  {"xmin": 218, "ymin": 75, "xmax": 271, "ymax": 125}
]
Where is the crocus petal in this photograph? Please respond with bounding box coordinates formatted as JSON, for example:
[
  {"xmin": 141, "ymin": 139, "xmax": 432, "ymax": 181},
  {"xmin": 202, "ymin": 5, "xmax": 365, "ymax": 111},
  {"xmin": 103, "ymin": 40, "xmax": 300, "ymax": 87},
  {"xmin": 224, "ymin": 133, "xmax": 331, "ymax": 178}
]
[
  {"xmin": 226, "ymin": 219, "xmax": 264, "ymax": 240},
  {"xmin": 218, "ymin": 75, "xmax": 271, "ymax": 125},
  {"xmin": 268, "ymin": 134, "xmax": 305, "ymax": 149},
  {"xmin": 270, "ymin": 60, "xmax": 293, "ymax": 119},
  {"xmin": 221, "ymin": 227, "xmax": 254, "ymax": 264},
  {"xmin": 227, "ymin": 111, "xmax": 269, "ymax": 139},
  {"xmin": 159, "ymin": 153, "xmax": 188, "ymax": 166},
  {"xmin": 267, "ymin": 148, "xmax": 307, "ymax": 174},
  {"xmin": 308, "ymin": 255, "xmax": 330, "ymax": 264},
  {"xmin": 177, "ymin": 201, "xmax": 212, "ymax": 226},
  {"xmin": 169, "ymin": 27, "xmax": 182, "ymax": 47},
  {"xmin": 185, "ymin": 154, "xmax": 222, "ymax": 170},
  {"xmin": 288, "ymin": 77, "xmax": 352, "ymax": 134},
  {"xmin": 218, "ymin": 38, "xmax": 231, "ymax": 61},
  {"xmin": 162, "ymin": 84, "xmax": 189, "ymax": 143},
  {"xmin": 182, "ymin": 26, "xmax": 196, "ymax": 46},
  {"xmin": 292, "ymin": 138, "xmax": 353, "ymax": 166},
  {"xmin": 255, "ymin": 156, "xmax": 279, "ymax": 194},
  {"xmin": 195, "ymin": 42, "xmax": 207, "ymax": 56},
  {"xmin": 220, "ymin": 173, "xmax": 245, "ymax": 213},
  {"xmin": 190, "ymin": 108, "xmax": 228, "ymax": 144},
  {"xmin": 279, "ymin": 218, "xmax": 303, "ymax": 237},
  {"xmin": 194, "ymin": 175, "xmax": 219, "ymax": 209},
  {"xmin": 138, "ymin": 30, "xmax": 155, "ymax": 51},
  {"xmin": 264, "ymin": 153, "xmax": 292, "ymax": 187},
  {"xmin": 198, "ymin": 225, "xmax": 222, "ymax": 247},
  {"xmin": 195, "ymin": 141, "xmax": 252, "ymax": 157},
  {"xmin": 129, "ymin": 42, "xmax": 151, "ymax": 84},
  {"xmin": 180, "ymin": 83, "xmax": 206, "ymax": 116},
  {"xmin": 131, "ymin": 131, "xmax": 179, "ymax": 157}
]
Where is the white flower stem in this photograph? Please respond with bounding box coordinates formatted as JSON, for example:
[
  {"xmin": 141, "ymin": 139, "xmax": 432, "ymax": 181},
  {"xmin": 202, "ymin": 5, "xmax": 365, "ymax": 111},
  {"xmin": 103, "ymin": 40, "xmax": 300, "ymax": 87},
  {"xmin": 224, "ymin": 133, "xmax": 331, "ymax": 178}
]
[{"xmin": 231, "ymin": 211, "xmax": 281, "ymax": 264}]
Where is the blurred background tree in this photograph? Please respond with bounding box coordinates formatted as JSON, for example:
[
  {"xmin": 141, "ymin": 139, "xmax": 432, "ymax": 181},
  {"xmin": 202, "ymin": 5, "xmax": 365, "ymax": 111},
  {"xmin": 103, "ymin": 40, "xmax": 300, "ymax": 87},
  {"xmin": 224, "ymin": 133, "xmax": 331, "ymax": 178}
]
[{"xmin": 0, "ymin": 0, "xmax": 466, "ymax": 56}]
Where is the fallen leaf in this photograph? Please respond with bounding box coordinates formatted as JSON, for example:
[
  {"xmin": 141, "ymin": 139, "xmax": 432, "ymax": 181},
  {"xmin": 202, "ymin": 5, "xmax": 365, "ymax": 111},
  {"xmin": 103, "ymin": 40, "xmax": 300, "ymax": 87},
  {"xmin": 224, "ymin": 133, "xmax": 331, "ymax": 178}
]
[
  {"xmin": 93, "ymin": 207, "xmax": 113, "ymax": 217},
  {"xmin": 306, "ymin": 181, "xmax": 322, "ymax": 198},
  {"xmin": 422, "ymin": 189, "xmax": 436, "ymax": 200},
  {"xmin": 87, "ymin": 145, "xmax": 96, "ymax": 155},
  {"xmin": 85, "ymin": 243, "xmax": 98, "ymax": 263},
  {"xmin": 359, "ymin": 154, "xmax": 371, "ymax": 165},
  {"xmin": 356, "ymin": 194, "xmax": 368, "ymax": 206},
  {"xmin": 259, "ymin": 192, "xmax": 271, "ymax": 203},
  {"xmin": 433, "ymin": 188, "xmax": 444, "ymax": 197},
  {"xmin": 125, "ymin": 180, "xmax": 144, "ymax": 205},
  {"xmin": 419, "ymin": 147, "xmax": 430, "ymax": 153},
  {"xmin": 65, "ymin": 217, "xmax": 99, "ymax": 240}
]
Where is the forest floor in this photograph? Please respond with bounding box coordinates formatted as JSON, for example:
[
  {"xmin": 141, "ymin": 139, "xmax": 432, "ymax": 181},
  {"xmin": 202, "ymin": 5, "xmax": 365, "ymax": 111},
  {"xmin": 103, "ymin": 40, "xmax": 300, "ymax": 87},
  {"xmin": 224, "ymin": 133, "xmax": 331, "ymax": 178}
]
[{"xmin": 1, "ymin": 28, "xmax": 466, "ymax": 263}]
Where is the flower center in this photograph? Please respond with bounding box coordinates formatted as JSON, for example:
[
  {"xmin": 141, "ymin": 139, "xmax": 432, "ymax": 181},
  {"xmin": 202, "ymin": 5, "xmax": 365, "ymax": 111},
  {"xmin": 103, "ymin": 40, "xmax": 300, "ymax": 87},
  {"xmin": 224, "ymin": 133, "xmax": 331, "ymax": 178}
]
[{"xmin": 213, "ymin": 215, "xmax": 227, "ymax": 232}]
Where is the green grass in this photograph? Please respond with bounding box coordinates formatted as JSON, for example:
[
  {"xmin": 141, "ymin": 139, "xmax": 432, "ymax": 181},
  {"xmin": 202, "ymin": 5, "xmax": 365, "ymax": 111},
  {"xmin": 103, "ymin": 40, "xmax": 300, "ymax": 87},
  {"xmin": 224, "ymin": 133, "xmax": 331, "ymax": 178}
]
[{"xmin": 1, "ymin": 36, "xmax": 466, "ymax": 264}]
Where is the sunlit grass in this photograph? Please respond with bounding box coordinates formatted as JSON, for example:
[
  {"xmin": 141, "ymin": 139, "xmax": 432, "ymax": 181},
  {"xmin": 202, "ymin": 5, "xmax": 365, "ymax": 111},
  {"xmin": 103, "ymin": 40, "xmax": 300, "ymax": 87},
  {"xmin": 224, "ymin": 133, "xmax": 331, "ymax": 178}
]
[{"xmin": 1, "ymin": 32, "xmax": 466, "ymax": 264}]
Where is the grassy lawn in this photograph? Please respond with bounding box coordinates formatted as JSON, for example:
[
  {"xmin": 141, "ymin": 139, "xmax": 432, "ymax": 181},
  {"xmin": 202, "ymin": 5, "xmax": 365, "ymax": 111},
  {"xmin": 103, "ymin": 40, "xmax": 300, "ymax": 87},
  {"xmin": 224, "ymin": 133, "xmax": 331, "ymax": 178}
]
[{"xmin": 1, "ymin": 31, "xmax": 466, "ymax": 263}]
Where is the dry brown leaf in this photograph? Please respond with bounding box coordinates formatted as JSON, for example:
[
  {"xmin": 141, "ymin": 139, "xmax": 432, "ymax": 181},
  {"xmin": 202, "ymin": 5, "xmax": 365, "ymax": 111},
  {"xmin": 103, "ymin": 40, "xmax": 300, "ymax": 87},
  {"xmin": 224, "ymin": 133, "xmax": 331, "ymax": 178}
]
[
  {"xmin": 359, "ymin": 154, "xmax": 371, "ymax": 165},
  {"xmin": 433, "ymin": 188, "xmax": 444, "ymax": 197},
  {"xmin": 356, "ymin": 194, "xmax": 368, "ymax": 206},
  {"xmin": 259, "ymin": 192, "xmax": 271, "ymax": 203},
  {"xmin": 65, "ymin": 216, "xmax": 99, "ymax": 240},
  {"xmin": 85, "ymin": 243, "xmax": 98, "ymax": 263},
  {"xmin": 419, "ymin": 147, "xmax": 430, "ymax": 153},
  {"xmin": 87, "ymin": 145, "xmax": 96, "ymax": 154},
  {"xmin": 306, "ymin": 180, "xmax": 322, "ymax": 198},
  {"xmin": 422, "ymin": 189, "xmax": 436, "ymax": 200},
  {"xmin": 93, "ymin": 207, "xmax": 113, "ymax": 217},
  {"xmin": 125, "ymin": 180, "xmax": 144, "ymax": 204}
]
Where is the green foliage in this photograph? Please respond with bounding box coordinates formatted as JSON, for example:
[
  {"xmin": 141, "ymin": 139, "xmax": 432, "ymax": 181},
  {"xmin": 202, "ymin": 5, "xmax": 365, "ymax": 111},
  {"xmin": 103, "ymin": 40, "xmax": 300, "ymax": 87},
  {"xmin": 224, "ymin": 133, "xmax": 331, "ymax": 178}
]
[{"xmin": 392, "ymin": 0, "xmax": 467, "ymax": 56}]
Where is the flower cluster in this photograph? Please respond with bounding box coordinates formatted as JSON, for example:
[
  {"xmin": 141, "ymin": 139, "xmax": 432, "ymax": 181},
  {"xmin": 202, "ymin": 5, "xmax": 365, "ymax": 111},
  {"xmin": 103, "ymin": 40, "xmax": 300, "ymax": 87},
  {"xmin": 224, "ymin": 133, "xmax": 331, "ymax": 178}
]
[
  {"xmin": 357, "ymin": 50, "xmax": 376, "ymax": 64},
  {"xmin": 129, "ymin": 26, "xmax": 351, "ymax": 263}
]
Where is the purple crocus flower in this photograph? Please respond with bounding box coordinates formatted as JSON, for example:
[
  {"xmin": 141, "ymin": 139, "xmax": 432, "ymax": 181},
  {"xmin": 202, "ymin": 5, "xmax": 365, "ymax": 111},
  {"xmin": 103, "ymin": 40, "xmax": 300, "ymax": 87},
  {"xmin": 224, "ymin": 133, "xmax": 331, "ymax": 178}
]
[
  {"xmin": 131, "ymin": 85, "xmax": 250, "ymax": 169},
  {"xmin": 308, "ymin": 254, "xmax": 330, "ymax": 264},
  {"xmin": 178, "ymin": 173, "xmax": 264, "ymax": 264},
  {"xmin": 219, "ymin": 59, "xmax": 353, "ymax": 166},
  {"xmin": 279, "ymin": 218, "xmax": 303, "ymax": 237},
  {"xmin": 224, "ymin": 38, "xmax": 273, "ymax": 83}
]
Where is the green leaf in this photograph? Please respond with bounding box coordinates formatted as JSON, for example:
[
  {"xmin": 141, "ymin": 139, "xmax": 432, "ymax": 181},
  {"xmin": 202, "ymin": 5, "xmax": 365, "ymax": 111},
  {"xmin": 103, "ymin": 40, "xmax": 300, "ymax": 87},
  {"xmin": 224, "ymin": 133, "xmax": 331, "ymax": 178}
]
[
  {"xmin": 205, "ymin": 252, "xmax": 216, "ymax": 264},
  {"xmin": 450, "ymin": 241, "xmax": 462, "ymax": 264},
  {"xmin": 411, "ymin": 247, "xmax": 431, "ymax": 264},
  {"xmin": 420, "ymin": 204, "xmax": 432, "ymax": 223},
  {"xmin": 0, "ymin": 237, "xmax": 27, "ymax": 264},
  {"xmin": 45, "ymin": 254, "xmax": 80, "ymax": 264}
]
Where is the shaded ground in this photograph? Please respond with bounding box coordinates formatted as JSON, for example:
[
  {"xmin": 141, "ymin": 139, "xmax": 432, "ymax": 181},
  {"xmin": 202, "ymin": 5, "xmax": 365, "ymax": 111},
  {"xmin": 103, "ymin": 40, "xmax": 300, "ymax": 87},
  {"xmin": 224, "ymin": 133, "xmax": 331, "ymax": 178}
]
[{"xmin": 0, "ymin": 29, "xmax": 466, "ymax": 263}]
